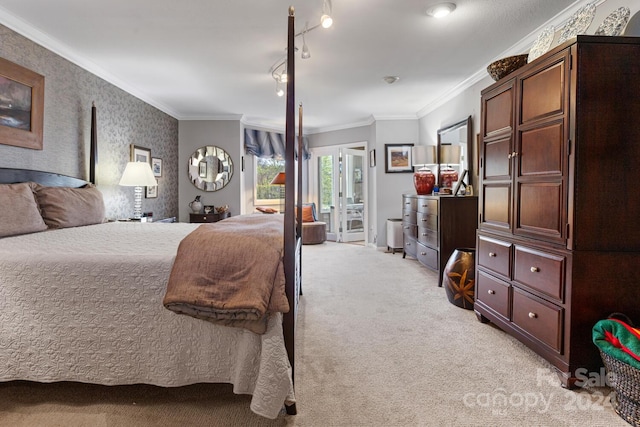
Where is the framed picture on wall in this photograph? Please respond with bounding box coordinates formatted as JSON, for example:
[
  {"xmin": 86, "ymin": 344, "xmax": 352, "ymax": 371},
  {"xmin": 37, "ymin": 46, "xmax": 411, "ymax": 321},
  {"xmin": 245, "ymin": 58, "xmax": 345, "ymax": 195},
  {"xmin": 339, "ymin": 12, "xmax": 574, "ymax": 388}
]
[
  {"xmin": 130, "ymin": 144, "xmax": 151, "ymax": 165},
  {"xmin": 145, "ymin": 185, "xmax": 157, "ymax": 198},
  {"xmin": 384, "ymin": 144, "xmax": 414, "ymax": 173},
  {"xmin": 0, "ymin": 57, "xmax": 44, "ymax": 150},
  {"xmin": 151, "ymin": 157, "xmax": 162, "ymax": 177}
]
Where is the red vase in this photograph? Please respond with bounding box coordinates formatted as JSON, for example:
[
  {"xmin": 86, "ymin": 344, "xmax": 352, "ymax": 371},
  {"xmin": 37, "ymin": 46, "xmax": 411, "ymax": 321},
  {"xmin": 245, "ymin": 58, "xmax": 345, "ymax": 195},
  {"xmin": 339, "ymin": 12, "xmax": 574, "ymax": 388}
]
[
  {"xmin": 413, "ymin": 168, "xmax": 436, "ymax": 195},
  {"xmin": 439, "ymin": 166, "xmax": 459, "ymax": 190}
]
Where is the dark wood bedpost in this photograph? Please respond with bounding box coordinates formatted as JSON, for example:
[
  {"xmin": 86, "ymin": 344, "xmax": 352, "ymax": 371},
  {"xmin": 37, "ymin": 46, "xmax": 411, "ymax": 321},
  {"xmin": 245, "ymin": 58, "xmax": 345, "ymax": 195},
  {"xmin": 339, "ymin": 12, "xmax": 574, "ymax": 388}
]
[
  {"xmin": 90, "ymin": 102, "xmax": 97, "ymax": 184},
  {"xmin": 283, "ymin": 5, "xmax": 298, "ymax": 416}
]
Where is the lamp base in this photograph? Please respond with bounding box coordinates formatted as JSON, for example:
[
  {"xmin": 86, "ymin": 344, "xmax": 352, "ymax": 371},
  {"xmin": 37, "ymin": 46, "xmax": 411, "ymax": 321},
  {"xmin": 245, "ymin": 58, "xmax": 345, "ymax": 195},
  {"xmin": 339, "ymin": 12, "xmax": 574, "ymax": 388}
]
[
  {"xmin": 439, "ymin": 167, "xmax": 459, "ymax": 191},
  {"xmin": 414, "ymin": 168, "xmax": 436, "ymax": 195},
  {"xmin": 133, "ymin": 186, "xmax": 143, "ymax": 218}
]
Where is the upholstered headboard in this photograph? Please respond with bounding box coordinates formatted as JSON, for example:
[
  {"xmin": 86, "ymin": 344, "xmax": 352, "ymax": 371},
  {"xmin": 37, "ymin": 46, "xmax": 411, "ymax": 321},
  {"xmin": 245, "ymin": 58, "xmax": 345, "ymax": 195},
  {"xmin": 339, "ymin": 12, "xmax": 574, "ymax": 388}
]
[{"xmin": 0, "ymin": 167, "xmax": 88, "ymax": 187}]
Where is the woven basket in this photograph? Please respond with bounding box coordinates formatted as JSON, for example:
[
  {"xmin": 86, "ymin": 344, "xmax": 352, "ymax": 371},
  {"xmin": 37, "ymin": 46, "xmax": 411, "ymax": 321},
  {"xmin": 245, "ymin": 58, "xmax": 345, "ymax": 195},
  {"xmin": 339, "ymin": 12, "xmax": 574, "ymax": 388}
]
[
  {"xmin": 600, "ymin": 350, "xmax": 640, "ymax": 426},
  {"xmin": 487, "ymin": 54, "xmax": 528, "ymax": 81}
]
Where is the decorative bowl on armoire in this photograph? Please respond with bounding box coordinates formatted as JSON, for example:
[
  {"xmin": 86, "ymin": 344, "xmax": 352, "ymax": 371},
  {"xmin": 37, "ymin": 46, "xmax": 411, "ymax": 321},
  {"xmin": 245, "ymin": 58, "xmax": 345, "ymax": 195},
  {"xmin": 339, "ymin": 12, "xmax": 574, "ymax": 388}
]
[{"xmin": 487, "ymin": 54, "xmax": 528, "ymax": 81}]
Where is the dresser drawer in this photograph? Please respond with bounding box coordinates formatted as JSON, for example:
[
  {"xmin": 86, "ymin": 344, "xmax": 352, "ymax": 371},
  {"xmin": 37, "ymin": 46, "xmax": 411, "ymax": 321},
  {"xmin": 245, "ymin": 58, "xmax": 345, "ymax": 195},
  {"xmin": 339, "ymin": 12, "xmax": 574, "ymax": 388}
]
[
  {"xmin": 514, "ymin": 246, "xmax": 565, "ymax": 301},
  {"xmin": 417, "ymin": 212, "xmax": 437, "ymax": 231},
  {"xmin": 403, "ymin": 196, "xmax": 417, "ymax": 211},
  {"xmin": 477, "ymin": 236, "xmax": 511, "ymax": 278},
  {"xmin": 404, "ymin": 236, "xmax": 417, "ymax": 258},
  {"xmin": 402, "ymin": 209, "xmax": 416, "ymax": 226},
  {"xmin": 416, "ymin": 198, "xmax": 438, "ymax": 215},
  {"xmin": 416, "ymin": 241, "xmax": 438, "ymax": 270},
  {"xmin": 476, "ymin": 271, "xmax": 510, "ymax": 320},
  {"xmin": 512, "ymin": 289, "xmax": 562, "ymax": 352},
  {"xmin": 417, "ymin": 227, "xmax": 438, "ymax": 248}
]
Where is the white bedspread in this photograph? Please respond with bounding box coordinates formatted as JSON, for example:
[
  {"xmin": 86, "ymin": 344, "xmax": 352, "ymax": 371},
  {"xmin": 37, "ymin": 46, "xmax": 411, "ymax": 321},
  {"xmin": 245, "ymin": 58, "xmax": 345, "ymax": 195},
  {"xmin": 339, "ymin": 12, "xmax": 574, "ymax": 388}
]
[{"xmin": 0, "ymin": 222, "xmax": 294, "ymax": 419}]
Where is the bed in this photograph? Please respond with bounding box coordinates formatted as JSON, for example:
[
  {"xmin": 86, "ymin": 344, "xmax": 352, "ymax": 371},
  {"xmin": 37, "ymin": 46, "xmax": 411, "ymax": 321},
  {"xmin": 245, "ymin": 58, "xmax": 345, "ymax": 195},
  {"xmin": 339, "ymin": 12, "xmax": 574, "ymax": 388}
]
[{"xmin": 0, "ymin": 8, "xmax": 303, "ymax": 420}]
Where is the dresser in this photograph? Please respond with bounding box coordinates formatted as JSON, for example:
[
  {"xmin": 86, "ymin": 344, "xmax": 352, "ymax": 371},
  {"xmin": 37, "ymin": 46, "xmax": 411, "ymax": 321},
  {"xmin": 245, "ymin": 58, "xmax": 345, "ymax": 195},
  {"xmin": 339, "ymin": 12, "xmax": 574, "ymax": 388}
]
[
  {"xmin": 476, "ymin": 36, "xmax": 640, "ymax": 388},
  {"xmin": 189, "ymin": 212, "xmax": 230, "ymax": 223},
  {"xmin": 402, "ymin": 194, "xmax": 478, "ymax": 285}
]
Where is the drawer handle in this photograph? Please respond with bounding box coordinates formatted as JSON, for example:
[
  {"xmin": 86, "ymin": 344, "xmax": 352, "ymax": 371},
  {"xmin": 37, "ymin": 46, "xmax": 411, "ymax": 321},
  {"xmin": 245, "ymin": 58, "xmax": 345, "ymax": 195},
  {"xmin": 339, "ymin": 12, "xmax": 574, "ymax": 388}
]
[
  {"xmin": 488, "ymin": 290, "xmax": 495, "ymax": 295},
  {"xmin": 489, "ymin": 252, "xmax": 496, "ymax": 257},
  {"xmin": 406, "ymin": 242, "xmax": 411, "ymax": 246},
  {"xmin": 203, "ymin": 216, "xmax": 207, "ymax": 220},
  {"xmin": 421, "ymin": 204, "xmax": 428, "ymax": 207},
  {"xmin": 530, "ymin": 266, "xmax": 539, "ymax": 273},
  {"xmin": 421, "ymin": 232, "xmax": 427, "ymax": 236},
  {"xmin": 420, "ymin": 252, "xmax": 427, "ymax": 256},
  {"xmin": 421, "ymin": 218, "xmax": 428, "ymax": 222},
  {"xmin": 405, "ymin": 202, "xmax": 411, "ymax": 205},
  {"xmin": 528, "ymin": 312, "xmax": 537, "ymax": 319}
]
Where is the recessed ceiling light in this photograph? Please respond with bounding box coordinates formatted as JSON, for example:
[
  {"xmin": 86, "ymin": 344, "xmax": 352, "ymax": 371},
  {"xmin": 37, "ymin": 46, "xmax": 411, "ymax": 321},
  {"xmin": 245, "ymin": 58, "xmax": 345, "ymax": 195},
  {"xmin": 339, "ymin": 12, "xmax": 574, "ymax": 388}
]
[
  {"xmin": 383, "ymin": 76, "xmax": 400, "ymax": 84},
  {"xmin": 426, "ymin": 2, "xmax": 456, "ymax": 18}
]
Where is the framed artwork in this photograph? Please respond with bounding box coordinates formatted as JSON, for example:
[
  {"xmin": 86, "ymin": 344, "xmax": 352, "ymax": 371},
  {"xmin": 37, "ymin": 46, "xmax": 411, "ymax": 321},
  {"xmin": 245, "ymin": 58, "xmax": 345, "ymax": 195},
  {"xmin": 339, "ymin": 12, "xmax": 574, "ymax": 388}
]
[
  {"xmin": 130, "ymin": 144, "xmax": 151, "ymax": 165},
  {"xmin": 145, "ymin": 185, "xmax": 158, "ymax": 198},
  {"xmin": 369, "ymin": 149, "xmax": 376, "ymax": 168},
  {"xmin": 0, "ymin": 57, "xmax": 45, "ymax": 150},
  {"xmin": 151, "ymin": 157, "xmax": 162, "ymax": 177},
  {"xmin": 384, "ymin": 144, "xmax": 414, "ymax": 173}
]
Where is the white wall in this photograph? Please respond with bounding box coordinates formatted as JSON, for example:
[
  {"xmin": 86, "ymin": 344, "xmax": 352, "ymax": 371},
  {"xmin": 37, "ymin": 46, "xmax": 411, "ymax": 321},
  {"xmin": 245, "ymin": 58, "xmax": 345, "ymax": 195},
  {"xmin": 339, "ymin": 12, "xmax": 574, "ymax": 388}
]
[{"xmin": 178, "ymin": 120, "xmax": 242, "ymax": 223}]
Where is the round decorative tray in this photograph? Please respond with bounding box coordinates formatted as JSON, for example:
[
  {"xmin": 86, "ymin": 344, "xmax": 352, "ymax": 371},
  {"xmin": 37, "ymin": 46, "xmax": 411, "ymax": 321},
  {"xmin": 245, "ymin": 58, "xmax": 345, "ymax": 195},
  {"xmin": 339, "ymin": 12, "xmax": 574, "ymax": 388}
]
[{"xmin": 487, "ymin": 54, "xmax": 528, "ymax": 81}]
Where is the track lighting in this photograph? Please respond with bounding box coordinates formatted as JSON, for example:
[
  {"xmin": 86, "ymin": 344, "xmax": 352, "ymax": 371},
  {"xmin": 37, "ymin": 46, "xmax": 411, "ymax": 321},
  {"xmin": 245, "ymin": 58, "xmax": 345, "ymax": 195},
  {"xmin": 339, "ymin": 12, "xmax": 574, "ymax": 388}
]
[
  {"xmin": 321, "ymin": 0, "xmax": 333, "ymax": 28},
  {"xmin": 301, "ymin": 23, "xmax": 311, "ymax": 59},
  {"xmin": 268, "ymin": 0, "xmax": 333, "ymax": 95}
]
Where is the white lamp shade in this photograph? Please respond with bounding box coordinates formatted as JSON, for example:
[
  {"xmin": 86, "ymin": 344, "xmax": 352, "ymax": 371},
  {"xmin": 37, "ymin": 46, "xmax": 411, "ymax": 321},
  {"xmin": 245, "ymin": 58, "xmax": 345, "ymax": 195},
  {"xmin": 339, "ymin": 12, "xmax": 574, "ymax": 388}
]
[
  {"xmin": 412, "ymin": 145, "xmax": 436, "ymax": 166},
  {"xmin": 119, "ymin": 162, "xmax": 158, "ymax": 187},
  {"xmin": 440, "ymin": 145, "xmax": 461, "ymax": 164}
]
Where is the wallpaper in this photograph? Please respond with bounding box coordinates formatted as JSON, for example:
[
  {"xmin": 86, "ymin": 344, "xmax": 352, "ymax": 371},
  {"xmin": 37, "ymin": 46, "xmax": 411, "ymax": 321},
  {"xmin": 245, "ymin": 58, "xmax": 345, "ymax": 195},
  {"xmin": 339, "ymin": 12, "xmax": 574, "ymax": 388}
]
[{"xmin": 0, "ymin": 24, "xmax": 179, "ymax": 221}]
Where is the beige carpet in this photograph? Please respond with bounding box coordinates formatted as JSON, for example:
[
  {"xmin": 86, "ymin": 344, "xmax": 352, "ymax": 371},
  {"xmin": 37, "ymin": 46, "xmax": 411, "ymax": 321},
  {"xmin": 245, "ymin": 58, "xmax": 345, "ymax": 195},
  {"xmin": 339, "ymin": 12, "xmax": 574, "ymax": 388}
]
[{"xmin": 0, "ymin": 242, "xmax": 630, "ymax": 426}]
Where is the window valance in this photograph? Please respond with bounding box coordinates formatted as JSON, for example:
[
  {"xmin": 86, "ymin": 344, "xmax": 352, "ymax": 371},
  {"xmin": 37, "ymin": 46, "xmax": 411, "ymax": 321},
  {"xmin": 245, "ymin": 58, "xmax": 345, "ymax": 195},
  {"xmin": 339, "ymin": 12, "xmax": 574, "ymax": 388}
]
[{"xmin": 244, "ymin": 128, "xmax": 310, "ymax": 160}]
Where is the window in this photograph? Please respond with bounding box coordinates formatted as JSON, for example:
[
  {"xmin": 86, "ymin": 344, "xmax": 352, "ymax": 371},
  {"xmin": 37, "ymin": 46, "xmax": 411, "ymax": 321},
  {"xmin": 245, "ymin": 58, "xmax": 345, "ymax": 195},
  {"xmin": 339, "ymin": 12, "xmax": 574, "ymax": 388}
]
[{"xmin": 255, "ymin": 157, "xmax": 285, "ymax": 205}]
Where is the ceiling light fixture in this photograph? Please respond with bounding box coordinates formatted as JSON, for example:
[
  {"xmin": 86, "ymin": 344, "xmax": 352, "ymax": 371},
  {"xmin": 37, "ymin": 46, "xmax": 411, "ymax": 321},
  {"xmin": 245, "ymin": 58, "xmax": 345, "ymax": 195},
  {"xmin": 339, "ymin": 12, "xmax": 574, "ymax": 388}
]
[
  {"xmin": 269, "ymin": 0, "xmax": 333, "ymax": 96},
  {"xmin": 321, "ymin": 0, "xmax": 333, "ymax": 29},
  {"xmin": 301, "ymin": 23, "xmax": 311, "ymax": 59},
  {"xmin": 426, "ymin": 2, "xmax": 456, "ymax": 18},
  {"xmin": 383, "ymin": 76, "xmax": 400, "ymax": 84}
]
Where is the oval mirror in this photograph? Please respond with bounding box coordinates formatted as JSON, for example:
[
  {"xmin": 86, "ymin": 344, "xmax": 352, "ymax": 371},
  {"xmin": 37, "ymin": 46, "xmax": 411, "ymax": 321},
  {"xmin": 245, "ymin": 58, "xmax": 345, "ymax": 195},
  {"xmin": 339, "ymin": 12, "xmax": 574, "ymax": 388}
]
[{"xmin": 188, "ymin": 145, "xmax": 234, "ymax": 191}]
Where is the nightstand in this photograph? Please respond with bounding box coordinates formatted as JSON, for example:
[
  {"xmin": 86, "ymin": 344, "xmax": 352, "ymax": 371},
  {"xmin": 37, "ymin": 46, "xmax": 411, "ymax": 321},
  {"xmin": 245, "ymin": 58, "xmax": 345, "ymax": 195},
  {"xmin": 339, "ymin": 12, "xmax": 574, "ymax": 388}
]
[{"xmin": 189, "ymin": 212, "xmax": 230, "ymax": 223}]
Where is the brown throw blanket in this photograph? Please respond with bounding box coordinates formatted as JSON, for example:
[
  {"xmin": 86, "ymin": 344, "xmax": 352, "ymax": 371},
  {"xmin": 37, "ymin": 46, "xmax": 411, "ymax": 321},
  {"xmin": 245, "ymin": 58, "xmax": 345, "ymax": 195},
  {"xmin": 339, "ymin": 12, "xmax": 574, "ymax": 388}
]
[{"xmin": 163, "ymin": 214, "xmax": 289, "ymax": 334}]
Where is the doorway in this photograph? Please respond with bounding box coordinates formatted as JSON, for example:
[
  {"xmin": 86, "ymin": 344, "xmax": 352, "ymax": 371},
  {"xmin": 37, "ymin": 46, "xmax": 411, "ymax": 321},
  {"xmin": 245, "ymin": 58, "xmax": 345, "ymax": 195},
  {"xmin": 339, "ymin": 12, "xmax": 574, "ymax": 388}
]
[{"xmin": 310, "ymin": 143, "xmax": 367, "ymax": 243}]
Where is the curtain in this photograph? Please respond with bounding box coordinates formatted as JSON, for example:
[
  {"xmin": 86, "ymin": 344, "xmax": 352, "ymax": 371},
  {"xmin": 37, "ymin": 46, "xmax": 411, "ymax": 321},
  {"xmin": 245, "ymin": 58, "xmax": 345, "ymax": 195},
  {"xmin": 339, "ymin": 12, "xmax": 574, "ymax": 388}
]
[{"xmin": 244, "ymin": 128, "xmax": 310, "ymax": 160}]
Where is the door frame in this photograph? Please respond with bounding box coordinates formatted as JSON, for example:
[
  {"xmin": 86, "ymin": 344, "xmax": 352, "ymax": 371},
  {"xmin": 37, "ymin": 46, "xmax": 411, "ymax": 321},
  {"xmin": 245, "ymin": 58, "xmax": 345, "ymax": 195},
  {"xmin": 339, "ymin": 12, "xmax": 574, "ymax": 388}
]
[{"xmin": 309, "ymin": 141, "xmax": 369, "ymax": 243}]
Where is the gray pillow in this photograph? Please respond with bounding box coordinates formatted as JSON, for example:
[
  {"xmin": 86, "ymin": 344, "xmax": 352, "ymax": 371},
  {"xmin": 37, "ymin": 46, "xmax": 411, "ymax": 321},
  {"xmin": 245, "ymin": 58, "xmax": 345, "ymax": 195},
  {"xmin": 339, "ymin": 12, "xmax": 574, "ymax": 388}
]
[
  {"xmin": 34, "ymin": 183, "xmax": 106, "ymax": 229},
  {"xmin": 0, "ymin": 182, "xmax": 48, "ymax": 237}
]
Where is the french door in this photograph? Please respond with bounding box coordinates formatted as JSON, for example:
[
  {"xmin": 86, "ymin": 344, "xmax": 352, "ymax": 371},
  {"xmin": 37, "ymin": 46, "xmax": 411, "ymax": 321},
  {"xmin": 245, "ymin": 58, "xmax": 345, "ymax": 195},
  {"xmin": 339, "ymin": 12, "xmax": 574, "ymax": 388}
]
[{"xmin": 311, "ymin": 145, "xmax": 367, "ymax": 243}]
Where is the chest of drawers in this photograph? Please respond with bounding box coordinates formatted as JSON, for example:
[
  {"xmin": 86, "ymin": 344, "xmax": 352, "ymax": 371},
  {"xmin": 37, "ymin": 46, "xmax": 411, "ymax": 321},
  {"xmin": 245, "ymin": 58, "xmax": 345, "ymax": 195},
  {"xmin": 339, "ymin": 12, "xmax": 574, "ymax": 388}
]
[{"xmin": 402, "ymin": 194, "xmax": 477, "ymax": 285}]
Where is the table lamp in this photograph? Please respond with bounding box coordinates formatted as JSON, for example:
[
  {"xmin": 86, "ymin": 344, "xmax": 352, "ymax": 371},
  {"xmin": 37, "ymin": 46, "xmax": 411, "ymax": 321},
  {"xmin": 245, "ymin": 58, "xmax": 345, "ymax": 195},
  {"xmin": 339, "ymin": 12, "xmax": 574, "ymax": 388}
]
[
  {"xmin": 119, "ymin": 161, "xmax": 158, "ymax": 218},
  {"xmin": 411, "ymin": 145, "xmax": 436, "ymax": 195}
]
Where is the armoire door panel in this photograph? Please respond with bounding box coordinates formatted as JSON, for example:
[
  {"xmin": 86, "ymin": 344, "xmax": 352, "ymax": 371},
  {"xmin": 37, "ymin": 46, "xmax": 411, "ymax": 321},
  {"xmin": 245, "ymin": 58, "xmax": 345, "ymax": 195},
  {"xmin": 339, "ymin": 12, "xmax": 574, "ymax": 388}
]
[
  {"xmin": 484, "ymin": 84, "xmax": 514, "ymax": 136},
  {"xmin": 484, "ymin": 137, "xmax": 511, "ymax": 180},
  {"xmin": 482, "ymin": 185, "xmax": 511, "ymax": 229},
  {"xmin": 520, "ymin": 57, "xmax": 566, "ymax": 123},
  {"xmin": 519, "ymin": 122, "xmax": 564, "ymax": 176},
  {"xmin": 517, "ymin": 182, "xmax": 563, "ymax": 238}
]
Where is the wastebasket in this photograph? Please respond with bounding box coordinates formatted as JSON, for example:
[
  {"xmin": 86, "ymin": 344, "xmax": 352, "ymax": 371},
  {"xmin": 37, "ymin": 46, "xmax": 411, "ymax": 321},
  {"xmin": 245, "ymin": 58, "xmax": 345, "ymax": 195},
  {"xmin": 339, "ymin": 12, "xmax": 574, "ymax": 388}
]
[{"xmin": 386, "ymin": 219, "xmax": 403, "ymax": 254}]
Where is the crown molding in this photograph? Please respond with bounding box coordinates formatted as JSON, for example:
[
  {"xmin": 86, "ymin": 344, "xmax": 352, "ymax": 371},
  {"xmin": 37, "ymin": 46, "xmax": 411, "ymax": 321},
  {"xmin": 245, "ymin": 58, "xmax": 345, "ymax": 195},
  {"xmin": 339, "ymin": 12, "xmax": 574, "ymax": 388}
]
[{"xmin": 0, "ymin": 6, "xmax": 180, "ymax": 119}]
